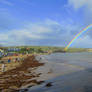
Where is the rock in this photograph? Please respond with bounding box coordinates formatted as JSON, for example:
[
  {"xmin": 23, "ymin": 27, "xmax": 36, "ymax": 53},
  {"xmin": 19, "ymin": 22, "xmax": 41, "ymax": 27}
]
[{"xmin": 45, "ymin": 82, "xmax": 52, "ymax": 87}]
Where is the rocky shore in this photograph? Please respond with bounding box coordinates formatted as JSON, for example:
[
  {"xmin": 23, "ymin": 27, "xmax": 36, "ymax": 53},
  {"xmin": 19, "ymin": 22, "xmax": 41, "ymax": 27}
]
[{"xmin": 0, "ymin": 55, "xmax": 44, "ymax": 92}]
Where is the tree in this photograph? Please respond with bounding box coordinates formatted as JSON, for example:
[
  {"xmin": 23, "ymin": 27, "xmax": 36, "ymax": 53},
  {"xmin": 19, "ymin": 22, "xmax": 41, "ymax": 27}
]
[{"xmin": 37, "ymin": 48, "xmax": 43, "ymax": 53}]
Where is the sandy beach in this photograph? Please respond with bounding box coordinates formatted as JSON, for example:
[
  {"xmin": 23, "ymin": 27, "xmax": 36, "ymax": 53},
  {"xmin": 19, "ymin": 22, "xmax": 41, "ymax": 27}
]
[
  {"xmin": 1, "ymin": 52, "xmax": 92, "ymax": 92},
  {"xmin": 0, "ymin": 55, "xmax": 44, "ymax": 92}
]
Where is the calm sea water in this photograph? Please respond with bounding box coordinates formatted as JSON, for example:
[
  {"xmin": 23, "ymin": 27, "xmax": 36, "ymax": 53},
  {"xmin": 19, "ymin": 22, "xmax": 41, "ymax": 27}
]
[{"xmin": 28, "ymin": 52, "xmax": 92, "ymax": 92}]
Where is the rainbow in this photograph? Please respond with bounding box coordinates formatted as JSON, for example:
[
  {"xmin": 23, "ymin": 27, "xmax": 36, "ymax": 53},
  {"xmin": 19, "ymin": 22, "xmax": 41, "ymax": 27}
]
[{"xmin": 64, "ymin": 24, "xmax": 92, "ymax": 51}]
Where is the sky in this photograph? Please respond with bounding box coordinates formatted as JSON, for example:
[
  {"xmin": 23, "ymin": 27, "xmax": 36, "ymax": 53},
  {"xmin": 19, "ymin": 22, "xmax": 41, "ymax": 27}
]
[{"xmin": 0, "ymin": 0, "xmax": 92, "ymax": 48}]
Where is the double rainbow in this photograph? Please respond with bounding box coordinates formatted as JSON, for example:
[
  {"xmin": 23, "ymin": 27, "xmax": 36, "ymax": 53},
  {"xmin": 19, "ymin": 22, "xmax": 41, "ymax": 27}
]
[{"xmin": 64, "ymin": 24, "xmax": 92, "ymax": 51}]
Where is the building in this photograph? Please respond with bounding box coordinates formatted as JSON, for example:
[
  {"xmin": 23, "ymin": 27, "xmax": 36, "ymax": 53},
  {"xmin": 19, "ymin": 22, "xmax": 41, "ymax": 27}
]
[{"xmin": 7, "ymin": 48, "xmax": 21, "ymax": 52}]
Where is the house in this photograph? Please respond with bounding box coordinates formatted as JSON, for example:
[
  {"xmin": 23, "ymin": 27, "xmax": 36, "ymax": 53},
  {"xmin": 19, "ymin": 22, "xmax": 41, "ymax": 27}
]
[
  {"xmin": 7, "ymin": 48, "xmax": 21, "ymax": 52},
  {"xmin": 0, "ymin": 49, "xmax": 4, "ymax": 57}
]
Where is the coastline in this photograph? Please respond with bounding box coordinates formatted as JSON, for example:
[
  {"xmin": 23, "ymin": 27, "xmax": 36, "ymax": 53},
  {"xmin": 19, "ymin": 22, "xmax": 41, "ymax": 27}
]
[{"xmin": 0, "ymin": 55, "xmax": 44, "ymax": 92}]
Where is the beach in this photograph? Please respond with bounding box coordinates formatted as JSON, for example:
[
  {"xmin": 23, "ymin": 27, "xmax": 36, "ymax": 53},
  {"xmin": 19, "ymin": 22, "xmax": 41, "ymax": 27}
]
[
  {"xmin": 0, "ymin": 55, "xmax": 44, "ymax": 92},
  {"xmin": 1, "ymin": 52, "xmax": 92, "ymax": 92}
]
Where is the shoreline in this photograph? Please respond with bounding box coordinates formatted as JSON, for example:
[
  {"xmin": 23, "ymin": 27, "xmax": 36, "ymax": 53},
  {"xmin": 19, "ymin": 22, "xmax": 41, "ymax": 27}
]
[{"xmin": 0, "ymin": 55, "xmax": 44, "ymax": 92}]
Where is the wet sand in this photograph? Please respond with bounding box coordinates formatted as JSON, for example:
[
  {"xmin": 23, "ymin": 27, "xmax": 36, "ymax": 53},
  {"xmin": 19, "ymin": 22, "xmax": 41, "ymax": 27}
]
[
  {"xmin": 29, "ymin": 53, "xmax": 92, "ymax": 92},
  {"xmin": 0, "ymin": 55, "xmax": 44, "ymax": 92}
]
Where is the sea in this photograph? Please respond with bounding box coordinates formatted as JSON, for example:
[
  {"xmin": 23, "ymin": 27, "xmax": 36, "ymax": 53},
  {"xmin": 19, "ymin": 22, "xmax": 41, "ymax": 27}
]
[{"xmin": 24, "ymin": 52, "xmax": 92, "ymax": 92}]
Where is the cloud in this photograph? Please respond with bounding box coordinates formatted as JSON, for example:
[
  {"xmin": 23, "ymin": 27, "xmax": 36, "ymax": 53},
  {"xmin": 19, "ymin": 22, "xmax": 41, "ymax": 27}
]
[
  {"xmin": 0, "ymin": 19, "xmax": 80, "ymax": 46},
  {"xmin": 68, "ymin": 0, "xmax": 92, "ymax": 12},
  {"xmin": 0, "ymin": 19, "xmax": 61, "ymax": 46},
  {"xmin": 0, "ymin": 17, "xmax": 90, "ymax": 47},
  {"xmin": 72, "ymin": 35, "xmax": 92, "ymax": 48},
  {"xmin": 67, "ymin": 0, "xmax": 92, "ymax": 38},
  {"xmin": 0, "ymin": 8, "xmax": 24, "ymax": 32},
  {"xmin": 68, "ymin": 0, "xmax": 86, "ymax": 9},
  {"xmin": 0, "ymin": 0, "xmax": 13, "ymax": 6},
  {"xmin": 68, "ymin": 0, "xmax": 92, "ymax": 23}
]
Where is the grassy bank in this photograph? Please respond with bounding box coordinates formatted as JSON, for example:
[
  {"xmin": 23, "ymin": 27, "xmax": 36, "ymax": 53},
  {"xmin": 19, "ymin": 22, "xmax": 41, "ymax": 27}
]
[{"xmin": 0, "ymin": 46, "xmax": 91, "ymax": 57}]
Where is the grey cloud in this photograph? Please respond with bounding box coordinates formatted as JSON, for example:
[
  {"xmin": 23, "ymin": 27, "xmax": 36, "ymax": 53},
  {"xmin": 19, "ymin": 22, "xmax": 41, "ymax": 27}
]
[{"xmin": 0, "ymin": 19, "xmax": 74, "ymax": 46}]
